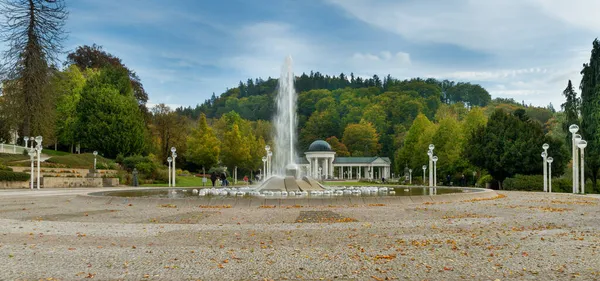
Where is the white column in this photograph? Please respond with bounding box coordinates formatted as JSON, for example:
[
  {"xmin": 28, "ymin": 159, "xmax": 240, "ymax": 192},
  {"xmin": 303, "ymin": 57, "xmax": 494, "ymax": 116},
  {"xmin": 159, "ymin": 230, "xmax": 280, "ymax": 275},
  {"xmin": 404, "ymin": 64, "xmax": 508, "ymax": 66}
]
[
  {"xmin": 324, "ymin": 158, "xmax": 329, "ymax": 180},
  {"xmin": 329, "ymin": 157, "xmax": 334, "ymax": 178}
]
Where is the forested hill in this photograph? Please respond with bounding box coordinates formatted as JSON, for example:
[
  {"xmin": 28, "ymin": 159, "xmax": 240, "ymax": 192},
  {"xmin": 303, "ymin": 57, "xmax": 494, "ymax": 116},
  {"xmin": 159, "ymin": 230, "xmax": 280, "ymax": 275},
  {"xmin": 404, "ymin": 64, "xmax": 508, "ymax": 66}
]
[{"xmin": 175, "ymin": 72, "xmax": 491, "ymax": 122}]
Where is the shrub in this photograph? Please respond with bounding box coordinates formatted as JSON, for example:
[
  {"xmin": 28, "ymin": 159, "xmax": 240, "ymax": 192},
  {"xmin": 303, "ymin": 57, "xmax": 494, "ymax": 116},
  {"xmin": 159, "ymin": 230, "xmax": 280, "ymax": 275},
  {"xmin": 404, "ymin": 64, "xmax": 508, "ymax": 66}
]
[
  {"xmin": 135, "ymin": 161, "xmax": 157, "ymax": 176},
  {"xmin": 476, "ymin": 174, "xmax": 493, "ymax": 187},
  {"xmin": 122, "ymin": 155, "xmax": 152, "ymax": 171},
  {"xmin": 0, "ymin": 163, "xmax": 12, "ymax": 171},
  {"xmin": 503, "ymin": 174, "xmax": 572, "ymax": 193},
  {"xmin": 0, "ymin": 170, "xmax": 30, "ymax": 181}
]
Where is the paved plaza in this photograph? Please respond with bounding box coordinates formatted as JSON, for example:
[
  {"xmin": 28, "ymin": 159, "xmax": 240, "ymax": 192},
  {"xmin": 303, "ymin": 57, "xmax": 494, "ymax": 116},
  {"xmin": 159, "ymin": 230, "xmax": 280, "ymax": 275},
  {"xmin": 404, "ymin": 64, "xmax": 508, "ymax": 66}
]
[{"xmin": 0, "ymin": 188, "xmax": 599, "ymax": 280}]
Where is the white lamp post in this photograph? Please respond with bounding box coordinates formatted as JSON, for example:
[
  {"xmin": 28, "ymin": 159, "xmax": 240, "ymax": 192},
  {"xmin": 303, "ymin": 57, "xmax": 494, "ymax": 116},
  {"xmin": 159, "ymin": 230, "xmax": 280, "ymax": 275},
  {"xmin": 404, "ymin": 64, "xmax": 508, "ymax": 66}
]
[
  {"xmin": 28, "ymin": 148, "xmax": 35, "ymax": 189},
  {"xmin": 93, "ymin": 151, "xmax": 98, "ymax": 171},
  {"xmin": 427, "ymin": 146, "xmax": 434, "ymax": 187},
  {"xmin": 24, "ymin": 137, "xmax": 29, "ymax": 149},
  {"xmin": 34, "ymin": 136, "xmax": 42, "ymax": 189},
  {"xmin": 547, "ymin": 157, "xmax": 553, "ymax": 193},
  {"xmin": 409, "ymin": 169, "xmax": 412, "ymax": 184},
  {"xmin": 541, "ymin": 151, "xmax": 547, "ymax": 191},
  {"xmin": 432, "ymin": 156, "xmax": 438, "ymax": 187},
  {"xmin": 574, "ymin": 134, "xmax": 582, "ymax": 193},
  {"xmin": 171, "ymin": 147, "xmax": 177, "ymax": 187},
  {"xmin": 167, "ymin": 157, "xmax": 172, "ymax": 187},
  {"xmin": 267, "ymin": 151, "xmax": 273, "ymax": 178},
  {"xmin": 29, "ymin": 136, "xmax": 34, "ymax": 148},
  {"xmin": 262, "ymin": 156, "xmax": 267, "ymax": 181},
  {"xmin": 578, "ymin": 140, "xmax": 587, "ymax": 194},
  {"xmin": 265, "ymin": 145, "xmax": 271, "ymax": 178},
  {"xmin": 542, "ymin": 143, "xmax": 549, "ymax": 192},
  {"xmin": 422, "ymin": 165, "xmax": 426, "ymax": 185},
  {"xmin": 569, "ymin": 124, "xmax": 579, "ymax": 193}
]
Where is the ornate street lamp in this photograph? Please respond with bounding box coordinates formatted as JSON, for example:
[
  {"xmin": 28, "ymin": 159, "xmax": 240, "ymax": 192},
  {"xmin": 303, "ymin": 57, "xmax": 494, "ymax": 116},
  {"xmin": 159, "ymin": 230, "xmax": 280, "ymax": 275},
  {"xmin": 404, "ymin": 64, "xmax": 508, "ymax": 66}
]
[
  {"xmin": 569, "ymin": 124, "xmax": 579, "ymax": 193},
  {"xmin": 542, "ymin": 143, "xmax": 549, "ymax": 192},
  {"xmin": 93, "ymin": 151, "xmax": 98, "ymax": 171},
  {"xmin": 578, "ymin": 140, "xmax": 588, "ymax": 194},
  {"xmin": 267, "ymin": 150, "xmax": 273, "ymax": 178},
  {"xmin": 28, "ymin": 148, "xmax": 35, "ymax": 189},
  {"xmin": 422, "ymin": 165, "xmax": 427, "ymax": 185},
  {"xmin": 262, "ymin": 156, "xmax": 267, "ymax": 181},
  {"xmin": 432, "ymin": 156, "xmax": 438, "ymax": 187},
  {"xmin": 24, "ymin": 136, "xmax": 29, "ymax": 149},
  {"xmin": 34, "ymin": 136, "xmax": 42, "ymax": 189},
  {"xmin": 171, "ymin": 147, "xmax": 177, "ymax": 187},
  {"xmin": 427, "ymin": 149, "xmax": 434, "ymax": 187},
  {"xmin": 547, "ymin": 157, "xmax": 554, "ymax": 193},
  {"xmin": 167, "ymin": 157, "xmax": 172, "ymax": 187}
]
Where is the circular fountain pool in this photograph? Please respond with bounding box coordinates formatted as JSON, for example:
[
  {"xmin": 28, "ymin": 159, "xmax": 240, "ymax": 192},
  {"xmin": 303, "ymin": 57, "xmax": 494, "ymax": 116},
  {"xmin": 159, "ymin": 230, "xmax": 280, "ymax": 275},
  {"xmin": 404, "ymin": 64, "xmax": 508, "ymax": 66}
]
[{"xmin": 90, "ymin": 186, "xmax": 479, "ymax": 199}]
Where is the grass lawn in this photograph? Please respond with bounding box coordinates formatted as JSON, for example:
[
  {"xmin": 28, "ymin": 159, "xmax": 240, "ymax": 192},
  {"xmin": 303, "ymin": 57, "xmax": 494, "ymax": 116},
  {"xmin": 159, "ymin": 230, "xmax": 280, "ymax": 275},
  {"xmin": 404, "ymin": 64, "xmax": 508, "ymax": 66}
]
[
  {"xmin": 0, "ymin": 153, "xmax": 29, "ymax": 164},
  {"xmin": 42, "ymin": 149, "xmax": 71, "ymax": 157},
  {"xmin": 46, "ymin": 153, "xmax": 115, "ymax": 169}
]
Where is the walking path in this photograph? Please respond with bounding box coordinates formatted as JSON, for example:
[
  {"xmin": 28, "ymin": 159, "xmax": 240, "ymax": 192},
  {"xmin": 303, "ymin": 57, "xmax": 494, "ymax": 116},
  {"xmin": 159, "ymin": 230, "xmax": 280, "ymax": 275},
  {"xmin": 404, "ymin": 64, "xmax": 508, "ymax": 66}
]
[{"xmin": 0, "ymin": 189, "xmax": 598, "ymax": 280}]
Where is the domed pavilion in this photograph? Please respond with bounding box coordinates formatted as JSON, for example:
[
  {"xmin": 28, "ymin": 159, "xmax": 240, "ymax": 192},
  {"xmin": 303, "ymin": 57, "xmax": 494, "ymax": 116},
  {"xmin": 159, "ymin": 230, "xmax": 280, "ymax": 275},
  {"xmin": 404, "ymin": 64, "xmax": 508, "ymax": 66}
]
[{"xmin": 298, "ymin": 140, "xmax": 391, "ymax": 180}]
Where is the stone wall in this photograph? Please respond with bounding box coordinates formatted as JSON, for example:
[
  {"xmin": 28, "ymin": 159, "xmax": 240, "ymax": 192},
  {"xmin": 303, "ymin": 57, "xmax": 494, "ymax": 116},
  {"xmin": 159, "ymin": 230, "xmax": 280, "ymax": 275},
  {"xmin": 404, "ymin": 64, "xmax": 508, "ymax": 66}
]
[
  {"xmin": 0, "ymin": 181, "xmax": 29, "ymax": 189},
  {"xmin": 9, "ymin": 167, "xmax": 118, "ymax": 177},
  {"xmin": 41, "ymin": 177, "xmax": 119, "ymax": 188}
]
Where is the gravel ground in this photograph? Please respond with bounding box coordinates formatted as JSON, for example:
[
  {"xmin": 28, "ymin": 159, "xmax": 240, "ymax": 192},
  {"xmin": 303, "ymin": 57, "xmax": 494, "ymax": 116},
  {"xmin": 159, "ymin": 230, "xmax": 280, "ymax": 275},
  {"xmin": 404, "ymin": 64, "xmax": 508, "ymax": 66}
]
[{"xmin": 0, "ymin": 189, "xmax": 599, "ymax": 280}]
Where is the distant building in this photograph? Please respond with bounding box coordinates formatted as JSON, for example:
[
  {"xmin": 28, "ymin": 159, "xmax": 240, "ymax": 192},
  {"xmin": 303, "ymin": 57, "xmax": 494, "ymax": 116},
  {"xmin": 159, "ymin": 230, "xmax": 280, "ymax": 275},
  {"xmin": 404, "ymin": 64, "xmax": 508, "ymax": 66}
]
[{"xmin": 297, "ymin": 140, "xmax": 391, "ymax": 180}]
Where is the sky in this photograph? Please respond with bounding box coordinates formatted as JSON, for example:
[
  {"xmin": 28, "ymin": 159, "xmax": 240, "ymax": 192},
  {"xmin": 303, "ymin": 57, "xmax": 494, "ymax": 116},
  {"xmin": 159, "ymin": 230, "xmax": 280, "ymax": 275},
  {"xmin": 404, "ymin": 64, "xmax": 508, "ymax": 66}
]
[{"xmin": 6, "ymin": 0, "xmax": 600, "ymax": 109}]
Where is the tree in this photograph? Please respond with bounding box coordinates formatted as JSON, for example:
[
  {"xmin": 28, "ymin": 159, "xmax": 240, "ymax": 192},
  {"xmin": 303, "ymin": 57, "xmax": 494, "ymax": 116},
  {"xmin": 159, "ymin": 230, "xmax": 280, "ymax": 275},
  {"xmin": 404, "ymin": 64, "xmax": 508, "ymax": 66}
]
[
  {"xmin": 462, "ymin": 107, "xmax": 487, "ymax": 143},
  {"xmin": 220, "ymin": 123, "xmax": 251, "ymax": 171},
  {"xmin": 465, "ymin": 109, "xmax": 567, "ymax": 189},
  {"xmin": 0, "ymin": 0, "xmax": 68, "ymax": 138},
  {"xmin": 75, "ymin": 67, "xmax": 147, "ymax": 158},
  {"xmin": 432, "ymin": 116, "xmax": 465, "ymax": 176},
  {"xmin": 65, "ymin": 44, "xmax": 148, "ymax": 108},
  {"xmin": 326, "ymin": 136, "xmax": 350, "ymax": 157},
  {"xmin": 395, "ymin": 113, "xmax": 435, "ymax": 174},
  {"xmin": 151, "ymin": 104, "xmax": 188, "ymax": 163},
  {"xmin": 342, "ymin": 121, "xmax": 379, "ymax": 156},
  {"xmin": 579, "ymin": 39, "xmax": 600, "ymax": 189},
  {"xmin": 52, "ymin": 65, "xmax": 85, "ymax": 152},
  {"xmin": 186, "ymin": 113, "xmax": 220, "ymax": 170}
]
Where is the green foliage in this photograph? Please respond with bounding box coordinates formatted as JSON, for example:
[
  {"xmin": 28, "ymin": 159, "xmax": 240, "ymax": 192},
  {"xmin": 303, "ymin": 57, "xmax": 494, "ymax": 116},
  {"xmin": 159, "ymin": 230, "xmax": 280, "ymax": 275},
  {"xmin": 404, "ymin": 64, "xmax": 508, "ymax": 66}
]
[
  {"xmin": 432, "ymin": 116, "xmax": 466, "ymax": 176},
  {"xmin": 186, "ymin": 113, "xmax": 220, "ymax": 170},
  {"xmin": 503, "ymin": 175, "xmax": 571, "ymax": 193},
  {"xmin": 395, "ymin": 114, "xmax": 435, "ymax": 174},
  {"xmin": 122, "ymin": 155, "xmax": 152, "ymax": 171},
  {"xmin": 476, "ymin": 174, "xmax": 493, "ymax": 187},
  {"xmin": 75, "ymin": 67, "xmax": 147, "ymax": 158},
  {"xmin": 0, "ymin": 163, "xmax": 13, "ymax": 171},
  {"xmin": 52, "ymin": 65, "xmax": 85, "ymax": 148},
  {"xmin": 220, "ymin": 123, "xmax": 251, "ymax": 170},
  {"xmin": 342, "ymin": 121, "xmax": 380, "ymax": 156},
  {"xmin": 561, "ymin": 80, "xmax": 580, "ymax": 150},
  {"xmin": 579, "ymin": 38, "xmax": 600, "ymax": 187},
  {"xmin": 465, "ymin": 109, "xmax": 568, "ymax": 187},
  {"xmin": 0, "ymin": 170, "xmax": 30, "ymax": 182}
]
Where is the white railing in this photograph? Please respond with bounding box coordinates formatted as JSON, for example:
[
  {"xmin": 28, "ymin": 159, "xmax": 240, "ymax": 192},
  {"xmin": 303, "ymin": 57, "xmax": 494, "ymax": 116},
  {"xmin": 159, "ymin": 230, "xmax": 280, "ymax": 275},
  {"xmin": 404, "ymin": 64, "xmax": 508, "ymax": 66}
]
[{"xmin": 0, "ymin": 144, "xmax": 27, "ymax": 155}]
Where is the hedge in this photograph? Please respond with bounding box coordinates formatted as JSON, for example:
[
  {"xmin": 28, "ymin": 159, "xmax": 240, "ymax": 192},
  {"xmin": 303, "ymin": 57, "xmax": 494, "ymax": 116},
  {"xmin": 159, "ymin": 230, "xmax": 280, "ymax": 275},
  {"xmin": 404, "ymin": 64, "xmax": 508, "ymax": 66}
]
[
  {"xmin": 0, "ymin": 170, "xmax": 30, "ymax": 182},
  {"xmin": 503, "ymin": 174, "xmax": 571, "ymax": 193}
]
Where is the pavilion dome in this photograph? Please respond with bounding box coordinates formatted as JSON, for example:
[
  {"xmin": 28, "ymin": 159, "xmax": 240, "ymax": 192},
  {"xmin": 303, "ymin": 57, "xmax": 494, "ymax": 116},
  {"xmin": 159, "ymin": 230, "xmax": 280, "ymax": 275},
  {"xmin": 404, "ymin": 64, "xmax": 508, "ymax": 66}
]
[{"xmin": 308, "ymin": 140, "xmax": 332, "ymax": 152}]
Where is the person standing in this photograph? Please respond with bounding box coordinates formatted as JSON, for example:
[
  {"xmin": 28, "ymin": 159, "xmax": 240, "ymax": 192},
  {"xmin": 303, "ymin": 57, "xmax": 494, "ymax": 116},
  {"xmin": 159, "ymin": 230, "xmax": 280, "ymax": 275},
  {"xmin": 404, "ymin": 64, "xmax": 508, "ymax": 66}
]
[{"xmin": 210, "ymin": 172, "xmax": 217, "ymax": 187}]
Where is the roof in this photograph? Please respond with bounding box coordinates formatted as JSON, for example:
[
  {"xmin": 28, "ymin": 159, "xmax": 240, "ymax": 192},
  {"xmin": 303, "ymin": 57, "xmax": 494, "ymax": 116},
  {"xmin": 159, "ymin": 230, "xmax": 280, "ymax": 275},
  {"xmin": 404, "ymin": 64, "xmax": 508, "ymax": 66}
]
[
  {"xmin": 307, "ymin": 140, "xmax": 332, "ymax": 152},
  {"xmin": 333, "ymin": 157, "xmax": 391, "ymax": 164}
]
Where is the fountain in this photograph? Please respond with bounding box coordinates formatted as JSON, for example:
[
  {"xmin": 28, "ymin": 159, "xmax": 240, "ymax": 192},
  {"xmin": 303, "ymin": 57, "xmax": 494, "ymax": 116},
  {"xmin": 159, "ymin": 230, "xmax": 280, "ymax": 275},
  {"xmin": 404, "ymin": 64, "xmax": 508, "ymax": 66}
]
[{"xmin": 256, "ymin": 56, "xmax": 325, "ymax": 192}]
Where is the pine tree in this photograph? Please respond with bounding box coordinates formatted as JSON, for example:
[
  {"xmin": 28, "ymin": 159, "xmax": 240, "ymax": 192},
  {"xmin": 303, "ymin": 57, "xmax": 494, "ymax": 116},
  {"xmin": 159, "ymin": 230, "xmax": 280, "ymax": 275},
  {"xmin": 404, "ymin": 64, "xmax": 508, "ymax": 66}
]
[
  {"xmin": 0, "ymin": 0, "xmax": 68, "ymax": 138},
  {"xmin": 561, "ymin": 80, "xmax": 580, "ymax": 150},
  {"xmin": 580, "ymin": 39, "xmax": 600, "ymax": 189}
]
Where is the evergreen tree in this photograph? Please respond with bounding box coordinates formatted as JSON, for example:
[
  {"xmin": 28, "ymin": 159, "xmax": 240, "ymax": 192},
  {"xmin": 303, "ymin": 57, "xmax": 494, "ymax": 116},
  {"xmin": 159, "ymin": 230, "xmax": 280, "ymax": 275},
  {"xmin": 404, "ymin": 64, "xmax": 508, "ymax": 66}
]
[
  {"xmin": 0, "ymin": 0, "xmax": 68, "ymax": 138},
  {"xmin": 561, "ymin": 80, "xmax": 580, "ymax": 150},
  {"xmin": 579, "ymin": 39, "xmax": 600, "ymax": 189}
]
